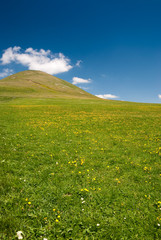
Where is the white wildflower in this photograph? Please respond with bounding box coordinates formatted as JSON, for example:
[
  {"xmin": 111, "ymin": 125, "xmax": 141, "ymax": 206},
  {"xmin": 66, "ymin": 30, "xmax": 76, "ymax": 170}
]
[
  {"xmin": 97, "ymin": 224, "xmax": 100, "ymax": 226},
  {"xmin": 16, "ymin": 231, "xmax": 23, "ymax": 239}
]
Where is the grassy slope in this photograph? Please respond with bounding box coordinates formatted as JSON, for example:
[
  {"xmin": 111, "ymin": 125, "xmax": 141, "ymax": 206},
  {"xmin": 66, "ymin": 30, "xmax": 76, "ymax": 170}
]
[
  {"xmin": 0, "ymin": 70, "xmax": 96, "ymax": 99},
  {"xmin": 1, "ymin": 97, "xmax": 161, "ymax": 239}
]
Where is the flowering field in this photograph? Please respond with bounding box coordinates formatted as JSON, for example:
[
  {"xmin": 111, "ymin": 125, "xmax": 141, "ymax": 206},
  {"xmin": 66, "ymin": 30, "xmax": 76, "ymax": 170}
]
[{"xmin": 1, "ymin": 98, "xmax": 161, "ymax": 239}]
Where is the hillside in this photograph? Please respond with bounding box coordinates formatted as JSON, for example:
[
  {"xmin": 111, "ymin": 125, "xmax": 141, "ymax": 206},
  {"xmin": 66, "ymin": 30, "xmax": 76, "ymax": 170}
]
[
  {"xmin": 2, "ymin": 71, "xmax": 161, "ymax": 239},
  {"xmin": 0, "ymin": 70, "xmax": 96, "ymax": 99}
]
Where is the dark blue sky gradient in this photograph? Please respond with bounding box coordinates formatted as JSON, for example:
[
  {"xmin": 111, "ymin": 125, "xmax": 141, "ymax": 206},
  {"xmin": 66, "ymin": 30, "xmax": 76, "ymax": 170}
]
[{"xmin": 0, "ymin": 0, "xmax": 161, "ymax": 102}]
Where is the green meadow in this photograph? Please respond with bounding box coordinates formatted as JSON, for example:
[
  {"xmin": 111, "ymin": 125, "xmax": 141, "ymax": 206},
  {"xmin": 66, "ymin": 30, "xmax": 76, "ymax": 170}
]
[{"xmin": 1, "ymin": 97, "xmax": 161, "ymax": 239}]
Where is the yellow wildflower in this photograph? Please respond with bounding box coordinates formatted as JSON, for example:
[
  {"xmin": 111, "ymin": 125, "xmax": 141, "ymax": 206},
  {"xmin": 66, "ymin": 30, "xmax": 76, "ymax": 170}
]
[{"xmin": 84, "ymin": 188, "xmax": 89, "ymax": 192}]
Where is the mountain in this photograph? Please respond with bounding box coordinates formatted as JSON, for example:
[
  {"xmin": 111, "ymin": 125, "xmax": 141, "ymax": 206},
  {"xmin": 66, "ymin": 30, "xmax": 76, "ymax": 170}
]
[{"xmin": 0, "ymin": 70, "xmax": 96, "ymax": 99}]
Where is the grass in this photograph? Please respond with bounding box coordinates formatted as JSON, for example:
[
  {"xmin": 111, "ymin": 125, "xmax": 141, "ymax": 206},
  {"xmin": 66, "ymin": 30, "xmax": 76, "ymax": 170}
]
[{"xmin": 1, "ymin": 97, "xmax": 161, "ymax": 239}]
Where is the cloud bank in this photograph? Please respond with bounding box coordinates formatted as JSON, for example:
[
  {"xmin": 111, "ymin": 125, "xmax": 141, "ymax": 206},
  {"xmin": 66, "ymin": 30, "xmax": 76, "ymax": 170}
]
[
  {"xmin": 158, "ymin": 94, "xmax": 161, "ymax": 99},
  {"xmin": 0, "ymin": 46, "xmax": 73, "ymax": 75},
  {"xmin": 96, "ymin": 94, "xmax": 119, "ymax": 99},
  {"xmin": 0, "ymin": 68, "xmax": 14, "ymax": 78},
  {"xmin": 72, "ymin": 77, "xmax": 91, "ymax": 85}
]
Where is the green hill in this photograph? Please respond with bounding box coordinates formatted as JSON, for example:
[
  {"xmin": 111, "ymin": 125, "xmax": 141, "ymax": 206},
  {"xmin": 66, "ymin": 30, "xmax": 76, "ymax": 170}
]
[
  {"xmin": 0, "ymin": 70, "xmax": 96, "ymax": 99},
  {"xmin": 2, "ymin": 70, "xmax": 161, "ymax": 239}
]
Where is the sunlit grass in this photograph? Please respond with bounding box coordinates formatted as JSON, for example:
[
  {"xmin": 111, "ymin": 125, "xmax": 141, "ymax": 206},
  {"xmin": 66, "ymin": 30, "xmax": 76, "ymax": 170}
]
[{"xmin": 1, "ymin": 98, "xmax": 161, "ymax": 239}]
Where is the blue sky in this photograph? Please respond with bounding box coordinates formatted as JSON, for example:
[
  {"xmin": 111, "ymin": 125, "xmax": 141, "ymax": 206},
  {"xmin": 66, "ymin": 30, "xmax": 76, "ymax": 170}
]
[{"xmin": 0, "ymin": 0, "xmax": 161, "ymax": 103}]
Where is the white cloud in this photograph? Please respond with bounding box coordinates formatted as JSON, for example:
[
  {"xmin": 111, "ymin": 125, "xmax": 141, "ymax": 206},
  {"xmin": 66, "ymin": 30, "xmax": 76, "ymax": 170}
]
[
  {"xmin": 96, "ymin": 94, "xmax": 119, "ymax": 99},
  {"xmin": 0, "ymin": 68, "xmax": 14, "ymax": 78},
  {"xmin": 76, "ymin": 60, "xmax": 82, "ymax": 67},
  {"xmin": 0, "ymin": 46, "xmax": 73, "ymax": 75},
  {"xmin": 158, "ymin": 94, "xmax": 161, "ymax": 99},
  {"xmin": 72, "ymin": 77, "xmax": 91, "ymax": 85}
]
